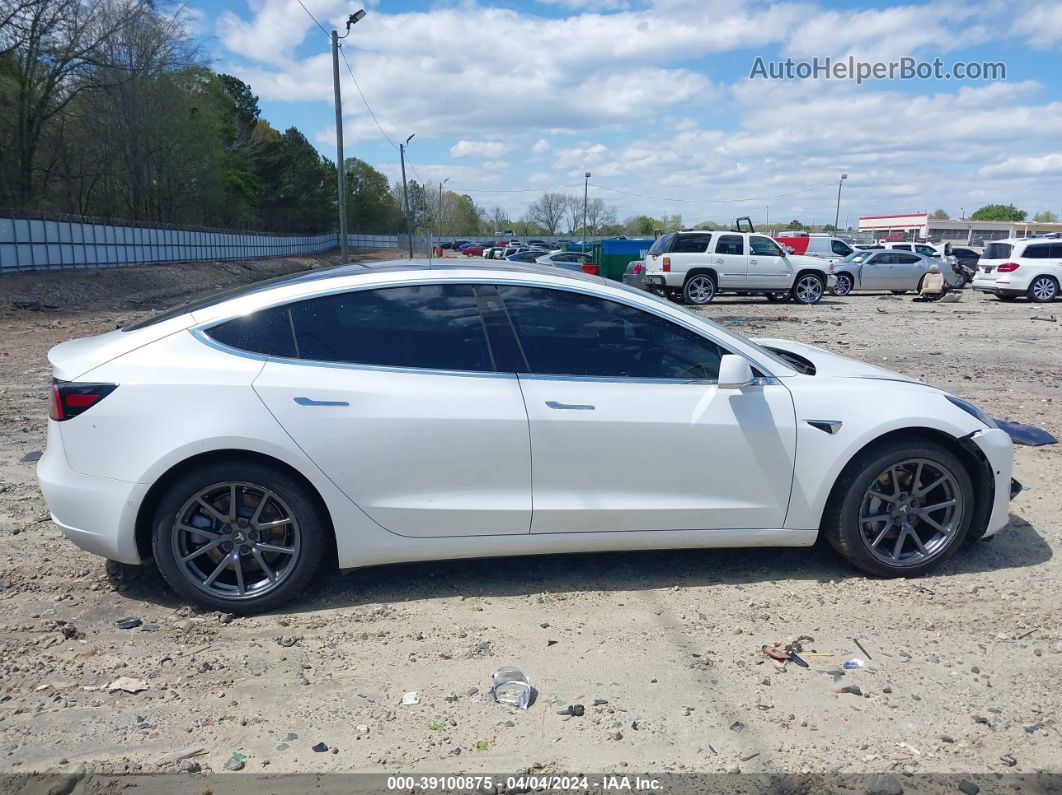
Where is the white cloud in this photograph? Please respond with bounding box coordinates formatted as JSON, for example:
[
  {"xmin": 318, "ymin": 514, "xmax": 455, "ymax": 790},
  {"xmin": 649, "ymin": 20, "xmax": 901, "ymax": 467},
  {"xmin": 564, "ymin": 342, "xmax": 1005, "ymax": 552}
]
[
  {"xmin": 1011, "ymin": 2, "xmax": 1062, "ymax": 48},
  {"xmin": 531, "ymin": 138, "xmax": 551, "ymax": 155},
  {"xmin": 980, "ymin": 154, "xmax": 1062, "ymax": 177},
  {"xmin": 450, "ymin": 140, "xmax": 508, "ymax": 158}
]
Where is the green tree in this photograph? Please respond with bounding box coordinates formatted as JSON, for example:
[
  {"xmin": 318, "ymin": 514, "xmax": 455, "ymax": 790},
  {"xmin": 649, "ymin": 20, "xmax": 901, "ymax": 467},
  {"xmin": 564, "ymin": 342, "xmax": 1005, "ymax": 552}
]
[
  {"xmin": 344, "ymin": 157, "xmax": 401, "ymax": 233},
  {"xmin": 785, "ymin": 219, "xmax": 804, "ymax": 230},
  {"xmin": 1033, "ymin": 210, "xmax": 1058, "ymax": 223},
  {"xmin": 970, "ymin": 204, "xmax": 1027, "ymax": 222}
]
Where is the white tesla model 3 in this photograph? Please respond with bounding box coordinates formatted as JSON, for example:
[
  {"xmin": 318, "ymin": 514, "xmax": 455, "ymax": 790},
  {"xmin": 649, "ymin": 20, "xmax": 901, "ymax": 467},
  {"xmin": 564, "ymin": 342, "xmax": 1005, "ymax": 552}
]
[{"xmin": 37, "ymin": 261, "xmax": 1018, "ymax": 612}]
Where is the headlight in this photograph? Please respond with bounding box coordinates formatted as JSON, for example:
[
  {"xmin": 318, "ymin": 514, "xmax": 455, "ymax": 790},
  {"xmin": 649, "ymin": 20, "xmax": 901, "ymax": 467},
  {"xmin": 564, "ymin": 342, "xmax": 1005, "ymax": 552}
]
[{"xmin": 946, "ymin": 395, "xmax": 997, "ymax": 429}]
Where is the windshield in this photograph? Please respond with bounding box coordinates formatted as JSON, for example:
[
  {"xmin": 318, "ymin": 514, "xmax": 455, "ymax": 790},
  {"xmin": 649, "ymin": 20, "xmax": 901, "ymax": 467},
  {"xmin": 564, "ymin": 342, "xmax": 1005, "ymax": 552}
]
[{"xmin": 842, "ymin": 251, "xmax": 874, "ymax": 263}]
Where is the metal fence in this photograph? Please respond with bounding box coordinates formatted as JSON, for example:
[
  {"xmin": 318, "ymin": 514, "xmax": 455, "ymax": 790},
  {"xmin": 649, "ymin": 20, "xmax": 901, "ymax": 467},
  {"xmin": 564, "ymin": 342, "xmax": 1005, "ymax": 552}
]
[{"xmin": 0, "ymin": 216, "xmax": 411, "ymax": 273}]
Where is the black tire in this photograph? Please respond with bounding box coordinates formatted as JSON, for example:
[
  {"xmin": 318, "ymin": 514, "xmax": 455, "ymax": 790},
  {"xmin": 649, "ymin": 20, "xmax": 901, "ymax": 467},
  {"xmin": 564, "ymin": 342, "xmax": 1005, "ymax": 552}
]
[
  {"xmin": 765, "ymin": 292, "xmax": 789, "ymax": 303},
  {"xmin": 952, "ymin": 273, "xmax": 968, "ymax": 289},
  {"xmin": 682, "ymin": 273, "xmax": 716, "ymax": 305},
  {"xmin": 791, "ymin": 273, "xmax": 825, "ymax": 304},
  {"xmin": 821, "ymin": 437, "xmax": 975, "ymax": 578},
  {"xmin": 890, "ymin": 290, "xmax": 908, "ymax": 295},
  {"xmin": 832, "ymin": 273, "xmax": 854, "ymax": 297},
  {"xmin": 152, "ymin": 460, "xmax": 328, "ymax": 613},
  {"xmin": 1028, "ymin": 274, "xmax": 1059, "ymax": 303}
]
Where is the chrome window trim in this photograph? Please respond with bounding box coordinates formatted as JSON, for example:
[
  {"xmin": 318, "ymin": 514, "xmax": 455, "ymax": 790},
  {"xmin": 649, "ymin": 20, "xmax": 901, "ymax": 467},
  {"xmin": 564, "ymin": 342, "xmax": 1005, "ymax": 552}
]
[{"xmin": 191, "ymin": 276, "xmax": 779, "ymax": 380}]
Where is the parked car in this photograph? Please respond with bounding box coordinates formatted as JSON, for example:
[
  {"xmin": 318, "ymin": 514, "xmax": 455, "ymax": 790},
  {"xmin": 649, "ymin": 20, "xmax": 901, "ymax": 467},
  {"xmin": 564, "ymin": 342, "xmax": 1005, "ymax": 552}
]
[
  {"xmin": 829, "ymin": 250, "xmax": 964, "ymax": 296},
  {"xmin": 622, "ymin": 260, "xmax": 646, "ymax": 289},
  {"xmin": 951, "ymin": 246, "xmax": 981, "ymax": 271},
  {"xmin": 505, "ymin": 249, "xmax": 550, "ymax": 263},
  {"xmin": 461, "ymin": 245, "xmax": 485, "ymax": 257},
  {"xmin": 38, "ymin": 260, "xmax": 1016, "ymax": 611},
  {"xmin": 642, "ymin": 230, "xmax": 837, "ymax": 305},
  {"xmin": 775, "ymin": 234, "xmax": 853, "ymax": 260},
  {"xmin": 536, "ymin": 251, "xmax": 595, "ymax": 271},
  {"xmin": 528, "ymin": 240, "xmax": 550, "ymax": 248},
  {"xmin": 973, "ymin": 238, "xmax": 1062, "ymax": 302}
]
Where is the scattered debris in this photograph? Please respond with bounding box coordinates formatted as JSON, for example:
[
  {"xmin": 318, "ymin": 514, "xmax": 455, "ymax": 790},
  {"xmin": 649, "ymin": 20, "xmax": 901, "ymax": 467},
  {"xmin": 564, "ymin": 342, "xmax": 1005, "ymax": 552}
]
[
  {"xmin": 401, "ymin": 692, "xmax": 420, "ymax": 706},
  {"xmin": 1031, "ymin": 315, "xmax": 1056, "ymax": 322},
  {"xmin": 995, "ymin": 420, "xmax": 1057, "ymax": 446},
  {"xmin": 115, "ymin": 616, "xmax": 142, "ymax": 630},
  {"xmin": 832, "ymin": 684, "xmax": 863, "ymax": 696},
  {"xmin": 276, "ymin": 635, "xmax": 299, "ymax": 648},
  {"xmin": 490, "ymin": 666, "xmax": 531, "ymax": 710},
  {"xmin": 224, "ymin": 753, "xmax": 246, "ymax": 771},
  {"xmin": 740, "ymin": 752, "xmax": 760, "ymax": 762},
  {"xmin": 852, "ymin": 638, "xmax": 873, "ymax": 660},
  {"xmin": 1000, "ymin": 754, "xmax": 1017, "ymax": 767},
  {"xmin": 219, "ymin": 613, "xmax": 235, "ymax": 624},
  {"xmin": 157, "ymin": 746, "xmax": 206, "ymax": 765},
  {"xmin": 842, "ymin": 658, "xmax": 866, "ymax": 670},
  {"xmin": 312, "ymin": 742, "xmax": 328, "ymax": 753},
  {"xmin": 558, "ymin": 704, "xmax": 584, "ymax": 717},
  {"xmin": 729, "ymin": 721, "xmax": 746, "ymax": 733},
  {"xmin": 475, "ymin": 740, "xmax": 489, "ymax": 752},
  {"xmin": 867, "ymin": 772, "xmax": 904, "ymax": 795},
  {"xmin": 177, "ymin": 759, "xmax": 201, "ymax": 773},
  {"xmin": 19, "ymin": 451, "xmax": 43, "ymax": 463},
  {"xmin": 107, "ymin": 677, "xmax": 148, "ymax": 694},
  {"xmin": 762, "ymin": 645, "xmax": 789, "ymax": 661},
  {"xmin": 958, "ymin": 780, "xmax": 980, "ymax": 795}
]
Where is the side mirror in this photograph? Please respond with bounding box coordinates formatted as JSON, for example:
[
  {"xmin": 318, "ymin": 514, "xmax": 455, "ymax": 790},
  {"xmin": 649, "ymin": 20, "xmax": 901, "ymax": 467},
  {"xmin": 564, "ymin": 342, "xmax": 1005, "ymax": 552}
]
[
  {"xmin": 717, "ymin": 355, "xmax": 754, "ymax": 389},
  {"xmin": 783, "ymin": 245, "xmax": 795, "ymax": 254}
]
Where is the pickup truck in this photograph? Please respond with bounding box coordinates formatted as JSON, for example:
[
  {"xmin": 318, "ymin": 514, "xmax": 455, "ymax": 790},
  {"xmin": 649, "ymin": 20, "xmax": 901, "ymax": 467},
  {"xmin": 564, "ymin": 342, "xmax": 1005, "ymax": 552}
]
[{"xmin": 642, "ymin": 230, "xmax": 837, "ymax": 305}]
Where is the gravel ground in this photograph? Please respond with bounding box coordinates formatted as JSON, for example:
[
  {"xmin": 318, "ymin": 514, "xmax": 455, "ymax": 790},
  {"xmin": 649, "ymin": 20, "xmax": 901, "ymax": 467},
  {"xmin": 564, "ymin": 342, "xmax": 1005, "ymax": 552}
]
[{"xmin": 0, "ymin": 255, "xmax": 1059, "ymax": 787}]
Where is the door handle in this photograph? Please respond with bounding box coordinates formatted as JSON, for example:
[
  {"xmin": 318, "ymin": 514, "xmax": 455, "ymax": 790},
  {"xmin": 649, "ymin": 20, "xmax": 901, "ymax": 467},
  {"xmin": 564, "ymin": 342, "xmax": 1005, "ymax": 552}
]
[
  {"xmin": 749, "ymin": 258, "xmax": 758, "ymax": 264},
  {"xmin": 714, "ymin": 258, "xmax": 723, "ymax": 264},
  {"xmin": 293, "ymin": 396, "xmax": 349, "ymax": 407},
  {"xmin": 545, "ymin": 400, "xmax": 595, "ymax": 411}
]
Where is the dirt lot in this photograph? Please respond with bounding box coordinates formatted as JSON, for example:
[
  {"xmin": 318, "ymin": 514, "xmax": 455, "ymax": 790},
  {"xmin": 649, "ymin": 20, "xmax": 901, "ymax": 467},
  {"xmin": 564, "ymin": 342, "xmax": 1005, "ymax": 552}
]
[{"xmin": 0, "ymin": 253, "xmax": 1059, "ymax": 788}]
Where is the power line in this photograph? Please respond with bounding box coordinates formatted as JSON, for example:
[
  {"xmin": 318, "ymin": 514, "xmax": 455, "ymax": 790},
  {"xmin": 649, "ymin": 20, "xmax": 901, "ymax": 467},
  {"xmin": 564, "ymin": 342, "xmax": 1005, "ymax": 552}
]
[
  {"xmin": 294, "ymin": 0, "xmax": 330, "ymax": 39},
  {"xmin": 448, "ymin": 183, "xmax": 583, "ymax": 194},
  {"xmin": 588, "ymin": 181, "xmax": 838, "ymax": 205},
  {"xmin": 338, "ymin": 47, "xmax": 399, "ymax": 150}
]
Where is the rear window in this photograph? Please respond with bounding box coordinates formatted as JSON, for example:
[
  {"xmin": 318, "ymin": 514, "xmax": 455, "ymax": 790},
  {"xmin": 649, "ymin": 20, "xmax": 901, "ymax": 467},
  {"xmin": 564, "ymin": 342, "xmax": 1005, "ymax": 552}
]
[
  {"xmin": 647, "ymin": 233, "xmax": 675, "ymax": 256},
  {"xmin": 983, "ymin": 243, "xmax": 1012, "ymax": 260},
  {"xmin": 205, "ymin": 305, "xmax": 298, "ymax": 358}
]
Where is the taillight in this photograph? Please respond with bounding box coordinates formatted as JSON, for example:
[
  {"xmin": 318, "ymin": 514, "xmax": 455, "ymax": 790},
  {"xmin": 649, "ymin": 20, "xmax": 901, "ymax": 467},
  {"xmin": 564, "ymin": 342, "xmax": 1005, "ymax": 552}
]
[
  {"xmin": 49, "ymin": 380, "xmax": 117, "ymax": 421},
  {"xmin": 997, "ymin": 262, "xmax": 1020, "ymax": 272},
  {"xmin": 633, "ymin": 263, "xmax": 643, "ymax": 274},
  {"xmin": 580, "ymin": 263, "xmax": 600, "ymax": 275},
  {"xmin": 662, "ymin": 257, "xmax": 671, "ymax": 272}
]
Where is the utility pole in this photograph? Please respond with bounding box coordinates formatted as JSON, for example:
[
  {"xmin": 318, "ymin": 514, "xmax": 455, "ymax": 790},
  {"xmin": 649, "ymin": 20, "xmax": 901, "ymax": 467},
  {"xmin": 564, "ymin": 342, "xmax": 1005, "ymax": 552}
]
[
  {"xmin": 438, "ymin": 177, "xmax": 449, "ymax": 237},
  {"xmin": 400, "ymin": 133, "xmax": 414, "ymax": 258},
  {"xmin": 834, "ymin": 173, "xmax": 848, "ymax": 231},
  {"xmin": 331, "ymin": 31, "xmax": 348, "ymax": 264},
  {"xmin": 582, "ymin": 171, "xmax": 590, "ymax": 253},
  {"xmin": 329, "ymin": 10, "xmax": 366, "ymax": 264}
]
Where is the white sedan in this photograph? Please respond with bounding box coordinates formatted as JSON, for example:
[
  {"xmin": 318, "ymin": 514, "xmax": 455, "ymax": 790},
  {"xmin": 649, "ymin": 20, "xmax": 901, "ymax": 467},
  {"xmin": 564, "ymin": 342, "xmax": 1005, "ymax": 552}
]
[{"xmin": 38, "ymin": 261, "xmax": 1017, "ymax": 612}]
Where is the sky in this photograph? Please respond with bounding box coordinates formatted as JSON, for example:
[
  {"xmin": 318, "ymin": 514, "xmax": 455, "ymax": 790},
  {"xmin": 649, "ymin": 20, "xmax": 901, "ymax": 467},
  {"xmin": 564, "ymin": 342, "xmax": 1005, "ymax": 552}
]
[{"xmin": 186, "ymin": 0, "xmax": 1062, "ymax": 228}]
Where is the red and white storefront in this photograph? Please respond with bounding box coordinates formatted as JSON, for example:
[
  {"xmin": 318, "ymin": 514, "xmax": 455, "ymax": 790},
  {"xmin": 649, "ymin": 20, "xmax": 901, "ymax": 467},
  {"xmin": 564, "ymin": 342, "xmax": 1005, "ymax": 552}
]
[{"xmin": 857, "ymin": 213, "xmax": 929, "ymax": 240}]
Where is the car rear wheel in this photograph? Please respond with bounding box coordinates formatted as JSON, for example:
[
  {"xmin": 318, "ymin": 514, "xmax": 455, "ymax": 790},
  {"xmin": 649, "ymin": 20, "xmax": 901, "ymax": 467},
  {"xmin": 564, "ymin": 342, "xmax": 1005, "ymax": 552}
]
[
  {"xmin": 822, "ymin": 439, "xmax": 974, "ymax": 577},
  {"xmin": 683, "ymin": 274, "xmax": 716, "ymax": 305},
  {"xmin": 1028, "ymin": 275, "xmax": 1059, "ymax": 303},
  {"xmin": 832, "ymin": 273, "xmax": 853, "ymax": 296},
  {"xmin": 792, "ymin": 273, "xmax": 825, "ymax": 304},
  {"xmin": 152, "ymin": 461, "xmax": 327, "ymax": 613}
]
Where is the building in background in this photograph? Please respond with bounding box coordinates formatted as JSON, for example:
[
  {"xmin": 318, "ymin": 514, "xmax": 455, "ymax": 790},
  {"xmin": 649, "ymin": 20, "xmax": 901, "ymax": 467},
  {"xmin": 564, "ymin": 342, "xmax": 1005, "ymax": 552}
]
[{"xmin": 858, "ymin": 213, "xmax": 1062, "ymax": 244}]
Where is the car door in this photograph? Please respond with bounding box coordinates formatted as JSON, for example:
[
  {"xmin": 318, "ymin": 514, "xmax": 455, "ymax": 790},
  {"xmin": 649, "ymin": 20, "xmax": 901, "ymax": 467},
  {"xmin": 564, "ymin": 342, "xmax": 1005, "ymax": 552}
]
[
  {"xmin": 492, "ymin": 284, "xmax": 797, "ymax": 534},
  {"xmin": 251, "ymin": 283, "xmax": 532, "ymax": 538},
  {"xmin": 711, "ymin": 234, "xmax": 747, "ymax": 288},
  {"xmin": 893, "ymin": 252, "xmax": 928, "ymax": 288},
  {"xmin": 748, "ymin": 235, "xmax": 795, "ymax": 289},
  {"xmin": 859, "ymin": 252, "xmax": 893, "ymax": 288}
]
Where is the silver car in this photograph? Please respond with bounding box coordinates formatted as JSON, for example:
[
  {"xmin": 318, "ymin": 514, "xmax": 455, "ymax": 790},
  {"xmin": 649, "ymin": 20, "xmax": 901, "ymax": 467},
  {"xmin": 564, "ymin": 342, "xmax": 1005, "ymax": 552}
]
[
  {"xmin": 622, "ymin": 260, "xmax": 647, "ymax": 289},
  {"xmin": 535, "ymin": 251, "xmax": 594, "ymax": 272},
  {"xmin": 831, "ymin": 250, "xmax": 964, "ymax": 296}
]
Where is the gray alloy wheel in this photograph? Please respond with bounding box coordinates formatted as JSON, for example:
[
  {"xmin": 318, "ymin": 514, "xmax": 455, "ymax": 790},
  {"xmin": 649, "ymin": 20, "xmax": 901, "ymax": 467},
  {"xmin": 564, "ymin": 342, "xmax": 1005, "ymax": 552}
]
[
  {"xmin": 832, "ymin": 273, "xmax": 853, "ymax": 296},
  {"xmin": 792, "ymin": 274, "xmax": 825, "ymax": 304},
  {"xmin": 857, "ymin": 459, "xmax": 964, "ymax": 568},
  {"xmin": 171, "ymin": 481, "xmax": 302, "ymax": 601},
  {"xmin": 1029, "ymin": 275, "xmax": 1058, "ymax": 303},
  {"xmin": 683, "ymin": 274, "xmax": 716, "ymax": 305}
]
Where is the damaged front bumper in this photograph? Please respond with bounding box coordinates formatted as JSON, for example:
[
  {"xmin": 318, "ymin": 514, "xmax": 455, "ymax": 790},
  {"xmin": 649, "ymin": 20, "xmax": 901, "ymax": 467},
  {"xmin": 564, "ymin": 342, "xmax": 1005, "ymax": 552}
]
[{"xmin": 968, "ymin": 427, "xmax": 1016, "ymax": 538}]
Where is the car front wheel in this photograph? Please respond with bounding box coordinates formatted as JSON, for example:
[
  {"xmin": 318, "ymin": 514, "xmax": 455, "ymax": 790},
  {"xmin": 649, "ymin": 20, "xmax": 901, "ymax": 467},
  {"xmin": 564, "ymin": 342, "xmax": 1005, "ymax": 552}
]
[
  {"xmin": 822, "ymin": 438, "xmax": 974, "ymax": 577},
  {"xmin": 832, "ymin": 273, "xmax": 853, "ymax": 296},
  {"xmin": 152, "ymin": 460, "xmax": 327, "ymax": 613},
  {"xmin": 792, "ymin": 273, "xmax": 825, "ymax": 304}
]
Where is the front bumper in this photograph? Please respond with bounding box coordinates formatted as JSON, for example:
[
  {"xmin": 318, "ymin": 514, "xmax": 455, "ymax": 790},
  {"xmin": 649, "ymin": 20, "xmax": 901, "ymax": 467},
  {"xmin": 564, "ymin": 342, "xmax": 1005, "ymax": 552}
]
[
  {"xmin": 36, "ymin": 422, "xmax": 147, "ymax": 564},
  {"xmin": 968, "ymin": 427, "xmax": 1017, "ymax": 538}
]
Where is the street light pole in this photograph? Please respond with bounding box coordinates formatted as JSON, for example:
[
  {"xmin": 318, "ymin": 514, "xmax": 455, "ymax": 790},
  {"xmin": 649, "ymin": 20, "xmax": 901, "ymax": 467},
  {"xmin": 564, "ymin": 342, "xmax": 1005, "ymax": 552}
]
[
  {"xmin": 438, "ymin": 177, "xmax": 449, "ymax": 236},
  {"xmin": 330, "ymin": 10, "xmax": 366, "ymax": 264},
  {"xmin": 582, "ymin": 171, "xmax": 590, "ymax": 253},
  {"xmin": 834, "ymin": 173, "xmax": 848, "ymax": 231},
  {"xmin": 400, "ymin": 133, "xmax": 414, "ymax": 258}
]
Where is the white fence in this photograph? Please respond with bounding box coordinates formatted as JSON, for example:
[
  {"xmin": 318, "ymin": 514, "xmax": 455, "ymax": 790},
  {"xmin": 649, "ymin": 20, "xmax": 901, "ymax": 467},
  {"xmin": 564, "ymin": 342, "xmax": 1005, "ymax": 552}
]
[{"xmin": 0, "ymin": 216, "xmax": 406, "ymax": 273}]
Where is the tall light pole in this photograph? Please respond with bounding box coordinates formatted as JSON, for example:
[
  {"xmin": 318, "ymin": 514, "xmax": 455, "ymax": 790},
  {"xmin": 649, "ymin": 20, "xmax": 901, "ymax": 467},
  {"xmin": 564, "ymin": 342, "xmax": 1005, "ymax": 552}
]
[
  {"xmin": 438, "ymin": 177, "xmax": 449, "ymax": 237},
  {"xmin": 833, "ymin": 173, "xmax": 847, "ymax": 232},
  {"xmin": 582, "ymin": 171, "xmax": 590, "ymax": 253},
  {"xmin": 331, "ymin": 9, "xmax": 366, "ymax": 264},
  {"xmin": 400, "ymin": 133, "xmax": 414, "ymax": 258}
]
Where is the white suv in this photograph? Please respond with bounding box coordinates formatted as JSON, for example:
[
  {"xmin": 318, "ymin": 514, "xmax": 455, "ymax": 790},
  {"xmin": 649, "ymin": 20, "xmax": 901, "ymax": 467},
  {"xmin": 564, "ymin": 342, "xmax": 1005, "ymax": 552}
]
[
  {"xmin": 973, "ymin": 237, "xmax": 1062, "ymax": 302},
  {"xmin": 643, "ymin": 230, "xmax": 837, "ymax": 305}
]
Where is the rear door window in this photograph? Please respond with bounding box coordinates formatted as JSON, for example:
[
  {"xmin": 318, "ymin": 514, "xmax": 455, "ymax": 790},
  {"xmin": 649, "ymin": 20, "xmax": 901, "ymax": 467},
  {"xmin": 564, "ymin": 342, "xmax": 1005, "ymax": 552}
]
[
  {"xmin": 715, "ymin": 235, "xmax": 744, "ymax": 255},
  {"xmin": 983, "ymin": 243, "xmax": 1013, "ymax": 260},
  {"xmin": 288, "ymin": 284, "xmax": 494, "ymax": 372},
  {"xmin": 1023, "ymin": 244, "xmax": 1050, "ymax": 259}
]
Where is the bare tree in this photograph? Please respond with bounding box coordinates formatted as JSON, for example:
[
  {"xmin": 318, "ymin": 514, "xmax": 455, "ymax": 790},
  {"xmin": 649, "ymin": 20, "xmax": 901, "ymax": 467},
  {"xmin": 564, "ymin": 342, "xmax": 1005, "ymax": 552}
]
[
  {"xmin": 1, "ymin": 0, "xmax": 151, "ymax": 204},
  {"xmin": 585, "ymin": 198, "xmax": 617, "ymax": 234},
  {"xmin": 527, "ymin": 191, "xmax": 569, "ymax": 235}
]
